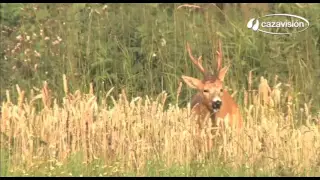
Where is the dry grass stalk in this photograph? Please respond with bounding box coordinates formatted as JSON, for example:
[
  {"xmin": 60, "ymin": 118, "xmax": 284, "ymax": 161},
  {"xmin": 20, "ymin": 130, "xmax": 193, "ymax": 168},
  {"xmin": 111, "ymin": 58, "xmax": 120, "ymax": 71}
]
[
  {"xmin": 41, "ymin": 81, "xmax": 52, "ymax": 109},
  {"xmin": 258, "ymin": 76, "xmax": 271, "ymax": 106},
  {"xmin": 89, "ymin": 82, "xmax": 94, "ymax": 95},
  {"xmin": 176, "ymin": 81, "xmax": 182, "ymax": 104},
  {"xmin": 1, "ymin": 76, "xmax": 319, "ymax": 176},
  {"xmin": 63, "ymin": 74, "xmax": 68, "ymax": 95},
  {"xmin": 177, "ymin": 4, "xmax": 201, "ymax": 10}
]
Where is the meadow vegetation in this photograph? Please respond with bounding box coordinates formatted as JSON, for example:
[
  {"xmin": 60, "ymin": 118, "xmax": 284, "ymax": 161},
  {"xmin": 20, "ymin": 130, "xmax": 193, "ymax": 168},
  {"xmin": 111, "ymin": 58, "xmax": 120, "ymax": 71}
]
[{"xmin": 0, "ymin": 3, "xmax": 320, "ymax": 176}]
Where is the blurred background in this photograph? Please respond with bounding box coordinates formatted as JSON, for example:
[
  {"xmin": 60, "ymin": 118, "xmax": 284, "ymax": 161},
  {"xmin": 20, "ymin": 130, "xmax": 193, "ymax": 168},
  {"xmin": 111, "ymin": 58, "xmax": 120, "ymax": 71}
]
[{"xmin": 0, "ymin": 3, "xmax": 319, "ymax": 112}]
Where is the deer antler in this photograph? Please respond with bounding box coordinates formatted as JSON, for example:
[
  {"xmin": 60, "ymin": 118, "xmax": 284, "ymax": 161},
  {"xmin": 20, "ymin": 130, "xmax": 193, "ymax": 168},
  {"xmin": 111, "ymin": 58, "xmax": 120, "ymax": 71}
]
[
  {"xmin": 186, "ymin": 42, "xmax": 206, "ymax": 75},
  {"xmin": 216, "ymin": 39, "xmax": 222, "ymax": 71}
]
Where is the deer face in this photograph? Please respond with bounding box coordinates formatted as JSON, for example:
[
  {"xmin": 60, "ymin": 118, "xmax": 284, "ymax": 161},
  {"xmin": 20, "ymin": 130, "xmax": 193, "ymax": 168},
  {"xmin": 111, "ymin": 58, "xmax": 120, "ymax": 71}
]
[
  {"xmin": 182, "ymin": 66, "xmax": 229, "ymax": 113},
  {"xmin": 202, "ymin": 80, "xmax": 224, "ymax": 112}
]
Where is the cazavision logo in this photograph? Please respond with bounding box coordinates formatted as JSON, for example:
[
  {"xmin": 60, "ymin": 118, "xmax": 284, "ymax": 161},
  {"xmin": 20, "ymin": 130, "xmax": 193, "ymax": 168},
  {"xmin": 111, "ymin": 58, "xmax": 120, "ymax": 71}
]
[{"xmin": 247, "ymin": 14, "xmax": 310, "ymax": 35}]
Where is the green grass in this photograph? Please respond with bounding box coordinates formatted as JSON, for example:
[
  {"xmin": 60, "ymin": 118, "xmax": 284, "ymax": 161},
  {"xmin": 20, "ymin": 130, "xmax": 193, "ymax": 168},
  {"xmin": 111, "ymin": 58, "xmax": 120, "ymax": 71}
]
[
  {"xmin": 1, "ymin": 3, "xmax": 319, "ymax": 113},
  {"xmin": 1, "ymin": 149, "xmax": 318, "ymax": 177},
  {"xmin": 0, "ymin": 149, "xmax": 292, "ymax": 177}
]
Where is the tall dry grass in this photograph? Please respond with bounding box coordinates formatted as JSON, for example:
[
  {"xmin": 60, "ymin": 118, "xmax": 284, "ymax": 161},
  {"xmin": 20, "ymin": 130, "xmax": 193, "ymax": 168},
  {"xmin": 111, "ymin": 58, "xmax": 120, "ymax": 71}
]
[{"xmin": 1, "ymin": 73, "xmax": 320, "ymax": 176}]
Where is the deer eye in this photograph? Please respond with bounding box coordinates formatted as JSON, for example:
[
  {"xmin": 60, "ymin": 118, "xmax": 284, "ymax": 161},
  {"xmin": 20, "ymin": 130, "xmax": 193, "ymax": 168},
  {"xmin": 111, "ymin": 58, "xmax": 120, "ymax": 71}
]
[
  {"xmin": 203, "ymin": 89, "xmax": 209, "ymax": 93},
  {"xmin": 220, "ymin": 89, "xmax": 224, "ymax": 92}
]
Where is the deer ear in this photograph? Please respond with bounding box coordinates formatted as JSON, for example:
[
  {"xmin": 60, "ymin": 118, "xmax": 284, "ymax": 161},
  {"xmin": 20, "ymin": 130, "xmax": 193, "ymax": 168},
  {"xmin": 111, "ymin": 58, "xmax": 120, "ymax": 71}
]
[
  {"xmin": 181, "ymin": 75, "xmax": 203, "ymax": 90},
  {"xmin": 218, "ymin": 65, "xmax": 230, "ymax": 81}
]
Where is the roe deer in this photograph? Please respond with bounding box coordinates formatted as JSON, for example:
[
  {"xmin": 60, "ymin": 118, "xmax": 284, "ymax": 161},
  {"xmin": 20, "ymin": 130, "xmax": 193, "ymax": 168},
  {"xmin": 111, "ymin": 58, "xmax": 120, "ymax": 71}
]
[{"xmin": 181, "ymin": 41, "xmax": 243, "ymax": 152}]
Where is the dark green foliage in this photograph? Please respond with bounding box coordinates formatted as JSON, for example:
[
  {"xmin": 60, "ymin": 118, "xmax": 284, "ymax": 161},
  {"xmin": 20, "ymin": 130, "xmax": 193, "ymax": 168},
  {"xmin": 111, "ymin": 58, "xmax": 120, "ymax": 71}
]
[{"xmin": 0, "ymin": 3, "xmax": 319, "ymax": 113}]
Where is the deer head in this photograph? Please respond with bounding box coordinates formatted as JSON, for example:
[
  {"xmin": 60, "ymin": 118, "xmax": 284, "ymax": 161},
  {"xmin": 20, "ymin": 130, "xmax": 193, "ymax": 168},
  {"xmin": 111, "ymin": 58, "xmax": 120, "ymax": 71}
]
[{"xmin": 182, "ymin": 40, "xmax": 231, "ymax": 113}]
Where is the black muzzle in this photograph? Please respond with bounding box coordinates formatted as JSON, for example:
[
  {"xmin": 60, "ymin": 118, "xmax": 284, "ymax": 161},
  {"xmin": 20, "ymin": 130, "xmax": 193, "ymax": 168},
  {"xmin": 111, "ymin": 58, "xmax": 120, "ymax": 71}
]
[{"xmin": 212, "ymin": 100, "xmax": 222, "ymax": 112}]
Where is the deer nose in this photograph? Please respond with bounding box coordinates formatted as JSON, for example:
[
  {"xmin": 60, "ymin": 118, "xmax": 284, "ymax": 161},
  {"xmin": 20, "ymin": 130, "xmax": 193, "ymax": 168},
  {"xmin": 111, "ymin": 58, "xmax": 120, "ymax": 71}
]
[
  {"xmin": 212, "ymin": 100, "xmax": 222, "ymax": 109},
  {"xmin": 212, "ymin": 96, "xmax": 222, "ymax": 111}
]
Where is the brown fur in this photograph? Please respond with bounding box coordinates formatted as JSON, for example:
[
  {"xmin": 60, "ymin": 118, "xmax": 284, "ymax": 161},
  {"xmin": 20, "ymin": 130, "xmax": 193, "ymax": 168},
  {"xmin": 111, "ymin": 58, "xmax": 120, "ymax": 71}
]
[
  {"xmin": 182, "ymin": 41, "xmax": 243, "ymax": 153},
  {"xmin": 184, "ymin": 72, "xmax": 243, "ymax": 131}
]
